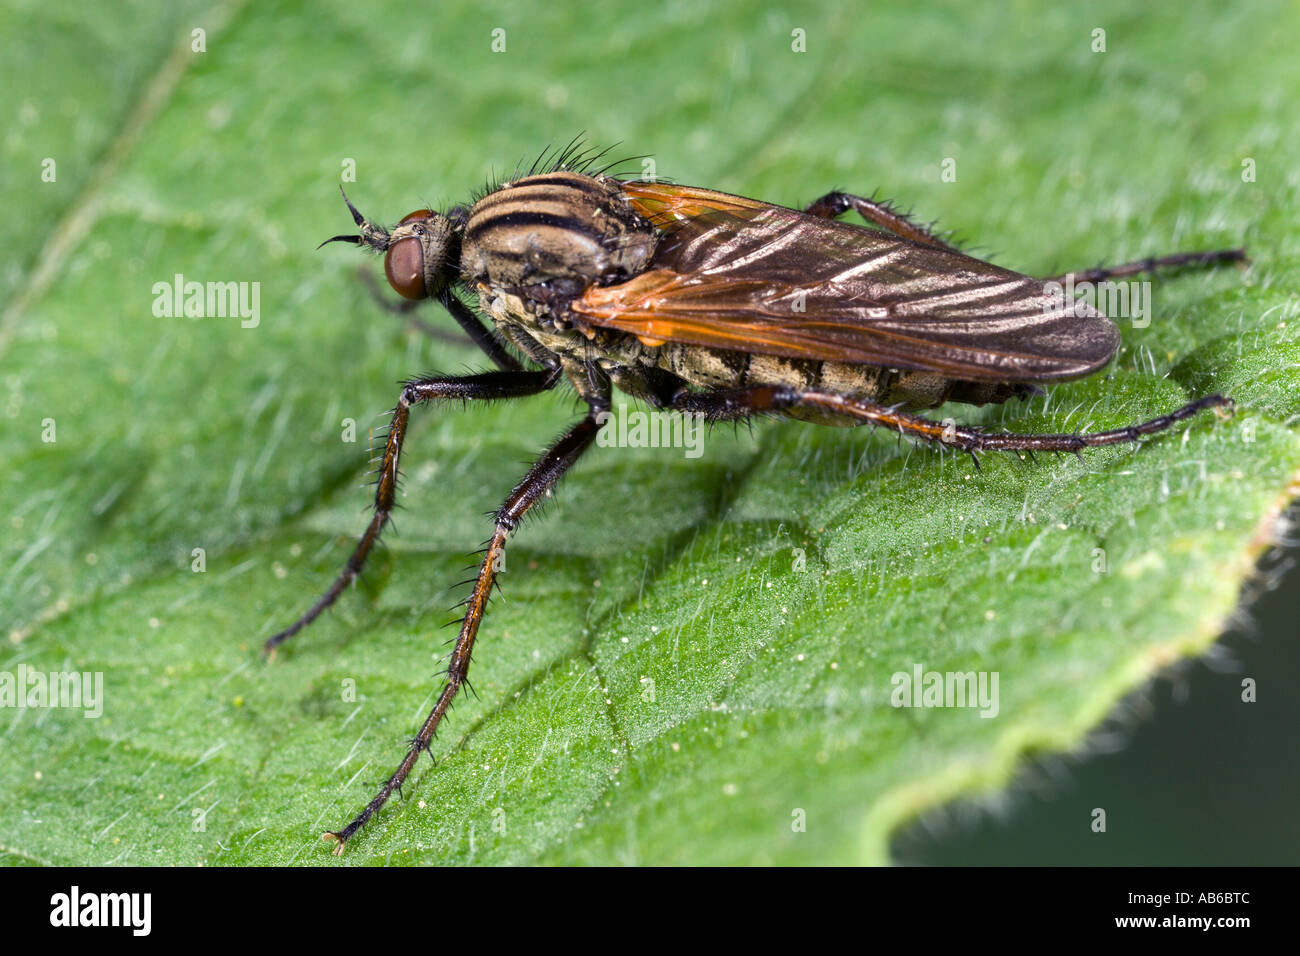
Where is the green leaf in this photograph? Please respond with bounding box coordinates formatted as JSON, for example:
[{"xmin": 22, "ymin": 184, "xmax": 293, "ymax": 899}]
[{"xmin": 2, "ymin": 0, "xmax": 1296, "ymax": 865}]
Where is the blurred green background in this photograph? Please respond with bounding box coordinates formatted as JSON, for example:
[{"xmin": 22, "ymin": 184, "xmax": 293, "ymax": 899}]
[{"xmin": 1, "ymin": 0, "xmax": 1296, "ymax": 865}]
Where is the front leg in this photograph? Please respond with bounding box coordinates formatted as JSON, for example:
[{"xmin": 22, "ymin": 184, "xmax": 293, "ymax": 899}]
[
  {"xmin": 356, "ymin": 268, "xmax": 525, "ymax": 371},
  {"xmin": 264, "ymin": 369, "xmax": 558, "ymax": 655},
  {"xmin": 323, "ymin": 395, "xmax": 609, "ymax": 854},
  {"xmin": 356, "ymin": 266, "xmax": 474, "ymax": 349},
  {"xmin": 441, "ymin": 291, "xmax": 526, "ymax": 372}
]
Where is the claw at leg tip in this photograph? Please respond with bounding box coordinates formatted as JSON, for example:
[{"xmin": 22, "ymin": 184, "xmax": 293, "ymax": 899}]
[{"xmin": 323, "ymin": 831, "xmax": 347, "ymax": 855}]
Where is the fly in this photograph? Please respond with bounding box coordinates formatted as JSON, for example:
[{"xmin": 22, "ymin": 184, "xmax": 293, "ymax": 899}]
[{"xmin": 267, "ymin": 141, "xmax": 1245, "ymax": 854}]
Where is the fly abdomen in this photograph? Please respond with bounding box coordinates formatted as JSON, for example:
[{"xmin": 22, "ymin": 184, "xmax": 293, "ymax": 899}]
[{"xmin": 461, "ymin": 171, "xmax": 657, "ymax": 289}]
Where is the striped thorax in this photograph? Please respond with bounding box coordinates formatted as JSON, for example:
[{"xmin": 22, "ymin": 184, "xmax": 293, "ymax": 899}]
[{"xmin": 462, "ymin": 171, "xmax": 657, "ymax": 293}]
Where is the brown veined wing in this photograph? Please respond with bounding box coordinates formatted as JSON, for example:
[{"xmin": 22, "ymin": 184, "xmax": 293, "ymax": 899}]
[{"xmin": 571, "ymin": 181, "xmax": 1120, "ymax": 383}]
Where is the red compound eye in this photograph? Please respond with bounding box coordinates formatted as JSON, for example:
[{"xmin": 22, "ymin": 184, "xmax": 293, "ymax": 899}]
[
  {"xmin": 384, "ymin": 235, "xmax": 426, "ymax": 300},
  {"xmin": 384, "ymin": 210, "xmax": 436, "ymax": 299}
]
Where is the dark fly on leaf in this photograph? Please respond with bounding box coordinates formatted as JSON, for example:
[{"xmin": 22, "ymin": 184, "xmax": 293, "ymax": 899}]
[{"xmin": 268, "ymin": 142, "xmax": 1245, "ymax": 854}]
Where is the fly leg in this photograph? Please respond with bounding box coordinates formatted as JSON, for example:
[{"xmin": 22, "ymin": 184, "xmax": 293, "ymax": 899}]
[
  {"xmin": 1046, "ymin": 249, "xmax": 1247, "ymax": 285},
  {"xmin": 439, "ymin": 291, "xmax": 526, "ymax": 371},
  {"xmin": 803, "ymin": 191, "xmax": 959, "ymax": 252},
  {"xmin": 804, "ymin": 191, "xmax": 1248, "ymax": 282},
  {"xmin": 357, "ymin": 265, "xmax": 422, "ymax": 317},
  {"xmin": 358, "ymin": 267, "xmax": 524, "ymax": 371},
  {"xmin": 322, "ymin": 402, "xmax": 607, "ymax": 854},
  {"xmin": 263, "ymin": 369, "xmax": 559, "ymax": 656},
  {"xmin": 670, "ymin": 385, "xmax": 1231, "ymax": 455},
  {"xmin": 357, "ymin": 266, "xmax": 464, "ymax": 346}
]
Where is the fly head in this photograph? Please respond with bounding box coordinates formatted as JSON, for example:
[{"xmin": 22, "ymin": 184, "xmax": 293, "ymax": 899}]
[{"xmin": 321, "ymin": 186, "xmax": 461, "ymax": 301}]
